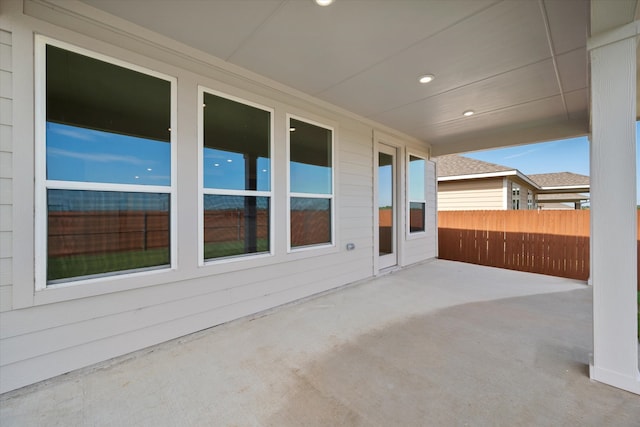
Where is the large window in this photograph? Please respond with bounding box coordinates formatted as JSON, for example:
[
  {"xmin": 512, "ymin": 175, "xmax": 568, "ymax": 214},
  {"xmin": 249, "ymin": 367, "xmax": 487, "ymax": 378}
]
[
  {"xmin": 288, "ymin": 117, "xmax": 334, "ymax": 249},
  {"xmin": 408, "ymin": 155, "xmax": 426, "ymax": 233},
  {"xmin": 37, "ymin": 37, "xmax": 176, "ymax": 287},
  {"xmin": 200, "ymin": 90, "xmax": 272, "ymax": 262}
]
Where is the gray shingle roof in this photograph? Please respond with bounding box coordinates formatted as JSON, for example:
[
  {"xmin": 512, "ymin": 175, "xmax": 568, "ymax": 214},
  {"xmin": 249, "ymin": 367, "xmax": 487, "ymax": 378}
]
[
  {"xmin": 528, "ymin": 172, "xmax": 590, "ymax": 188},
  {"xmin": 434, "ymin": 155, "xmax": 513, "ymax": 178}
]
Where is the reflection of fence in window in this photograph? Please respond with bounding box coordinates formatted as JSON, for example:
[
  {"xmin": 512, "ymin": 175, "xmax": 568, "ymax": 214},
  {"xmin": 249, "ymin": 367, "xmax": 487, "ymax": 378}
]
[
  {"xmin": 48, "ymin": 211, "xmax": 169, "ymax": 257},
  {"xmin": 409, "ymin": 202, "xmax": 425, "ymax": 232},
  {"xmin": 203, "ymin": 209, "xmax": 269, "ymax": 243},
  {"xmin": 291, "ymin": 210, "xmax": 331, "ymax": 247},
  {"xmin": 378, "ymin": 208, "xmax": 392, "ymax": 254}
]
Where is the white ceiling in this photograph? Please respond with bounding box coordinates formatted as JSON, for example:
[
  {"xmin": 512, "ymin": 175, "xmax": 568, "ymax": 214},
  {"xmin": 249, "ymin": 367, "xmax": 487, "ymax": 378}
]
[{"xmin": 79, "ymin": 0, "xmax": 627, "ymax": 155}]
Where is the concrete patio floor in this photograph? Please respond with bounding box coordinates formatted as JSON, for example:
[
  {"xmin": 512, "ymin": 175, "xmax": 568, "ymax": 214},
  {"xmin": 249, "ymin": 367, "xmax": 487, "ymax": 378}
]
[{"xmin": 1, "ymin": 260, "xmax": 639, "ymax": 426}]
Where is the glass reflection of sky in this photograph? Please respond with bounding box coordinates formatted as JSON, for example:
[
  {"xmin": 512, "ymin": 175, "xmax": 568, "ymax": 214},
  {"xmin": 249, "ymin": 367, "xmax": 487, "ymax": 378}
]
[
  {"xmin": 409, "ymin": 157, "xmax": 425, "ymax": 201},
  {"xmin": 203, "ymin": 148, "xmax": 270, "ymax": 191},
  {"xmin": 290, "ymin": 162, "xmax": 331, "ymax": 194},
  {"xmin": 378, "ymin": 164, "xmax": 392, "ymax": 207},
  {"xmin": 47, "ymin": 122, "xmax": 171, "ymax": 186}
]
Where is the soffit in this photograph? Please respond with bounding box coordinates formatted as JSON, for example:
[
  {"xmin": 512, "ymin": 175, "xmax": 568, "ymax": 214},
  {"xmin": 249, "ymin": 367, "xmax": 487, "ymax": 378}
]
[{"xmin": 80, "ymin": 0, "xmax": 591, "ymax": 154}]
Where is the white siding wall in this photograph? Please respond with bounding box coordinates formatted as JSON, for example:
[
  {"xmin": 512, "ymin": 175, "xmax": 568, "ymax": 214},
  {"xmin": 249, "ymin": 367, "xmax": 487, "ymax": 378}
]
[
  {"xmin": 0, "ymin": 29, "xmax": 12, "ymax": 313},
  {"xmin": 437, "ymin": 178, "xmax": 505, "ymax": 211},
  {"xmin": 0, "ymin": 3, "xmax": 437, "ymax": 393}
]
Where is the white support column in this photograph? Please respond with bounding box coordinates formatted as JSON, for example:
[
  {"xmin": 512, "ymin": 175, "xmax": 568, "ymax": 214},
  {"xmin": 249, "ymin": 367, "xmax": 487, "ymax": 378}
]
[{"xmin": 588, "ymin": 22, "xmax": 640, "ymax": 395}]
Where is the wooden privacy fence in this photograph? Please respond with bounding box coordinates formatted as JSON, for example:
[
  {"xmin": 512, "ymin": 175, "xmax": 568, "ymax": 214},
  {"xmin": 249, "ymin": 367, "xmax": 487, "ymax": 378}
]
[
  {"xmin": 439, "ymin": 210, "xmax": 589, "ymax": 279},
  {"xmin": 439, "ymin": 210, "xmax": 640, "ymax": 287}
]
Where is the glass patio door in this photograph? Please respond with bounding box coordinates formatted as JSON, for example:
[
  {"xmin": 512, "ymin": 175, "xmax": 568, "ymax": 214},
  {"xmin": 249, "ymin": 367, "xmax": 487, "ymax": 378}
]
[{"xmin": 378, "ymin": 144, "xmax": 397, "ymax": 269}]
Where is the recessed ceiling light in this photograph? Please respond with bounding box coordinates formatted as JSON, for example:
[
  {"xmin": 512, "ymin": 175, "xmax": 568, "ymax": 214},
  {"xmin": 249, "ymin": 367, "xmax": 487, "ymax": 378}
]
[
  {"xmin": 214, "ymin": 163, "xmax": 220, "ymax": 167},
  {"xmin": 418, "ymin": 74, "xmax": 435, "ymax": 84},
  {"xmin": 315, "ymin": 0, "xmax": 334, "ymax": 5},
  {"xmin": 463, "ymin": 110, "xmax": 475, "ymax": 117}
]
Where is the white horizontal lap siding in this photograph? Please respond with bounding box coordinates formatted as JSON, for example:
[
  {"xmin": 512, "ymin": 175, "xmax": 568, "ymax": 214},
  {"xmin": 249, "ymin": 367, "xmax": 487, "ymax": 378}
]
[
  {"xmin": 338, "ymin": 126, "xmax": 373, "ymax": 238},
  {"xmin": 334, "ymin": 124, "xmax": 374, "ymax": 272},
  {"xmin": 437, "ymin": 178, "xmax": 504, "ymax": 210},
  {"xmin": 0, "ymin": 29, "xmax": 13, "ymax": 313}
]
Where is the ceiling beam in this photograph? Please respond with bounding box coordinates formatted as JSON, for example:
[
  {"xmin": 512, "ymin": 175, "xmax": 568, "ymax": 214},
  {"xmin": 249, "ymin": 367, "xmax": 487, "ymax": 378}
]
[{"xmin": 431, "ymin": 118, "xmax": 589, "ymax": 156}]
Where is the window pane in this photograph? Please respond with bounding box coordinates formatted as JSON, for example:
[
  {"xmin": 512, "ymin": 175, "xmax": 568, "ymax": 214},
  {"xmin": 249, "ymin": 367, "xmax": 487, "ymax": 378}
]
[
  {"xmin": 409, "ymin": 202, "xmax": 425, "ymax": 233},
  {"xmin": 47, "ymin": 122, "xmax": 171, "ymax": 185},
  {"xmin": 409, "ymin": 156, "xmax": 426, "ymax": 234},
  {"xmin": 379, "ymin": 152, "xmax": 393, "ymax": 255},
  {"xmin": 46, "ymin": 45, "xmax": 171, "ymax": 185},
  {"xmin": 291, "ymin": 197, "xmax": 331, "ymax": 247},
  {"xmin": 409, "ymin": 155, "xmax": 425, "ymax": 201},
  {"xmin": 290, "ymin": 119, "xmax": 332, "ymax": 194},
  {"xmin": 203, "ymin": 93, "xmax": 270, "ymax": 191},
  {"xmin": 47, "ymin": 189, "xmax": 170, "ymax": 282},
  {"xmin": 204, "ymin": 195, "xmax": 270, "ymax": 260}
]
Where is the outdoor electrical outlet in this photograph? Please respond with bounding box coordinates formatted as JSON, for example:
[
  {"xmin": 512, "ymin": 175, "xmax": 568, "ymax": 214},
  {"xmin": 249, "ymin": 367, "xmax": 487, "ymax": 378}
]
[{"xmin": 346, "ymin": 243, "xmax": 355, "ymax": 251}]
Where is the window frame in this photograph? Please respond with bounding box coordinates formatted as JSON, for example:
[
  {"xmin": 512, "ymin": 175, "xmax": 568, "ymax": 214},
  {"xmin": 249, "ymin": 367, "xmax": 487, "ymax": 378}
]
[
  {"xmin": 407, "ymin": 152, "xmax": 427, "ymax": 236},
  {"xmin": 34, "ymin": 35, "xmax": 178, "ymax": 290},
  {"xmin": 197, "ymin": 86, "xmax": 275, "ymax": 266},
  {"xmin": 512, "ymin": 183, "xmax": 521, "ymax": 210},
  {"xmin": 286, "ymin": 114, "xmax": 335, "ymax": 252}
]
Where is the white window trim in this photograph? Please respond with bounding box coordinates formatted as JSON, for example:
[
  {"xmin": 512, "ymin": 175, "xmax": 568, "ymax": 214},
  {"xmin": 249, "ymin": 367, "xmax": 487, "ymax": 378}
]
[
  {"xmin": 34, "ymin": 35, "xmax": 178, "ymax": 291},
  {"xmin": 197, "ymin": 86, "xmax": 275, "ymax": 266},
  {"xmin": 286, "ymin": 114, "xmax": 335, "ymax": 253},
  {"xmin": 406, "ymin": 152, "xmax": 427, "ymax": 237}
]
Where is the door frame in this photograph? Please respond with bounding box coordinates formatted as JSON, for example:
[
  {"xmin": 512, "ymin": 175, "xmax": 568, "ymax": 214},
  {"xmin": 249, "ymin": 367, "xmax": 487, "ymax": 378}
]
[{"xmin": 373, "ymin": 134, "xmax": 404, "ymax": 275}]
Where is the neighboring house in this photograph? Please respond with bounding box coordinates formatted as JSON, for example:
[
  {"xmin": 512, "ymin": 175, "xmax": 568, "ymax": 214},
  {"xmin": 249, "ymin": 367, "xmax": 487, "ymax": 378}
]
[
  {"xmin": 529, "ymin": 172, "xmax": 591, "ymax": 209},
  {"xmin": 435, "ymin": 154, "xmax": 540, "ymax": 211},
  {"xmin": 435, "ymin": 155, "xmax": 589, "ymax": 211}
]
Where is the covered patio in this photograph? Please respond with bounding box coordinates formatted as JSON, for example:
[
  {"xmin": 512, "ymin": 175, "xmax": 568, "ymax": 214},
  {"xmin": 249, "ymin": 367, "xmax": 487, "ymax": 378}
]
[
  {"xmin": 1, "ymin": 260, "xmax": 638, "ymax": 425},
  {"xmin": 1, "ymin": 0, "xmax": 638, "ymax": 402}
]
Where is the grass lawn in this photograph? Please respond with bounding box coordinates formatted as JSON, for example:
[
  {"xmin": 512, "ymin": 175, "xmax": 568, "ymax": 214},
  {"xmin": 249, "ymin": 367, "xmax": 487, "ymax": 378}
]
[
  {"xmin": 48, "ymin": 240, "xmax": 270, "ymax": 281},
  {"xmin": 204, "ymin": 239, "xmax": 269, "ymax": 260},
  {"xmin": 48, "ymin": 248, "xmax": 169, "ymax": 281}
]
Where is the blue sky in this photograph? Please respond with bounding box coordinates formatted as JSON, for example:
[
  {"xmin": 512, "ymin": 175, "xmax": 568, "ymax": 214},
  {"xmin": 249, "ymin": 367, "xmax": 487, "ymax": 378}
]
[
  {"xmin": 49, "ymin": 121, "xmax": 329, "ymax": 195},
  {"xmin": 464, "ymin": 122, "xmax": 640, "ymax": 204},
  {"xmin": 47, "ymin": 122, "xmax": 171, "ymax": 186}
]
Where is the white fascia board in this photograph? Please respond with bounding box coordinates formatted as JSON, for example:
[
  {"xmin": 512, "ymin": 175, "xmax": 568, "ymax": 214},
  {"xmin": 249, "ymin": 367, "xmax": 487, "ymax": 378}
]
[{"xmin": 438, "ymin": 170, "xmax": 517, "ymax": 182}]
